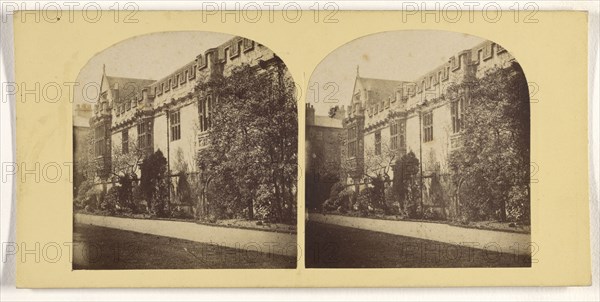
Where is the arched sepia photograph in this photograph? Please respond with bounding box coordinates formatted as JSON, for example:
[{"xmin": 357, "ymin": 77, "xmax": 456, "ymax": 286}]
[
  {"xmin": 305, "ymin": 30, "xmax": 531, "ymax": 268},
  {"xmin": 72, "ymin": 32, "xmax": 298, "ymax": 269}
]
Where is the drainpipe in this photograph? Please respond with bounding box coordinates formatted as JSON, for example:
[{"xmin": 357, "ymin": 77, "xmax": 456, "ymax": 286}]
[
  {"xmin": 164, "ymin": 108, "xmax": 171, "ymax": 207},
  {"xmin": 418, "ymin": 109, "xmax": 424, "ymax": 214}
]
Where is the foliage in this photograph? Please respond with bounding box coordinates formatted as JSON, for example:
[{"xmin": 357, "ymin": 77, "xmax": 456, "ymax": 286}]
[
  {"xmin": 196, "ymin": 62, "xmax": 297, "ymax": 223},
  {"xmin": 111, "ymin": 140, "xmax": 145, "ymax": 181},
  {"xmin": 341, "ymin": 139, "xmax": 397, "ymax": 214},
  {"xmin": 102, "ymin": 186, "xmax": 119, "ymax": 214},
  {"xmin": 322, "ymin": 184, "xmax": 354, "ymax": 213},
  {"xmin": 448, "ymin": 62, "xmax": 530, "ymax": 223},
  {"xmin": 254, "ymin": 184, "xmax": 278, "ymax": 221},
  {"xmin": 355, "ymin": 187, "xmax": 376, "ymax": 215},
  {"xmin": 170, "ymin": 206, "xmax": 194, "ymax": 219},
  {"xmin": 369, "ymin": 175, "xmax": 388, "ymax": 212},
  {"xmin": 429, "ymin": 172, "xmax": 445, "ymax": 206},
  {"xmin": 74, "ymin": 179, "xmax": 95, "ymax": 210},
  {"xmin": 140, "ymin": 150, "xmax": 170, "ymax": 217},
  {"xmin": 384, "ymin": 186, "xmax": 400, "ymax": 215},
  {"xmin": 176, "ymin": 172, "xmax": 193, "ymax": 205},
  {"xmin": 328, "ymin": 182, "xmax": 345, "ymax": 201},
  {"xmin": 328, "ymin": 105, "xmax": 339, "ymax": 118},
  {"xmin": 173, "ymin": 148, "xmax": 194, "ymax": 207},
  {"xmin": 392, "ymin": 151, "xmax": 421, "ymax": 218},
  {"xmin": 132, "ymin": 184, "xmax": 147, "ymax": 212},
  {"xmin": 116, "ymin": 172, "xmax": 137, "ymax": 212},
  {"xmin": 423, "ymin": 207, "xmax": 445, "ymax": 221}
]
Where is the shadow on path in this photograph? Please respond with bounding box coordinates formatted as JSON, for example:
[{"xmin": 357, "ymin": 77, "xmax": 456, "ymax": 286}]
[
  {"xmin": 306, "ymin": 221, "xmax": 531, "ymax": 268},
  {"xmin": 73, "ymin": 224, "xmax": 296, "ymax": 269}
]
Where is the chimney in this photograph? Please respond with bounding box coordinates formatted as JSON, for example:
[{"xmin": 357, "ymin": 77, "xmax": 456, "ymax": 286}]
[
  {"xmin": 75, "ymin": 103, "xmax": 93, "ymax": 119},
  {"xmin": 306, "ymin": 103, "xmax": 315, "ymax": 126}
]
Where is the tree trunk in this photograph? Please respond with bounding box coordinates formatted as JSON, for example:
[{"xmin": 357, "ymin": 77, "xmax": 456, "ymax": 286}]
[
  {"xmin": 247, "ymin": 197, "xmax": 254, "ymax": 220},
  {"xmin": 499, "ymin": 199, "xmax": 507, "ymax": 222},
  {"xmin": 455, "ymin": 177, "xmax": 464, "ymax": 220},
  {"xmin": 272, "ymin": 171, "xmax": 282, "ymax": 222}
]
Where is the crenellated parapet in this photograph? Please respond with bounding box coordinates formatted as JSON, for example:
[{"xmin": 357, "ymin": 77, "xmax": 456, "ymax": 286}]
[
  {"xmin": 404, "ymin": 40, "xmax": 514, "ymax": 108},
  {"xmin": 151, "ymin": 61, "xmax": 197, "ymax": 98},
  {"xmin": 145, "ymin": 36, "xmax": 273, "ymax": 112}
]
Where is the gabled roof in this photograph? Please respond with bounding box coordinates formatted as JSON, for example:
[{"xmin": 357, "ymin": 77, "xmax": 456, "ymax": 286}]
[
  {"xmin": 105, "ymin": 76, "xmax": 155, "ymax": 102},
  {"xmin": 355, "ymin": 76, "xmax": 405, "ymax": 101}
]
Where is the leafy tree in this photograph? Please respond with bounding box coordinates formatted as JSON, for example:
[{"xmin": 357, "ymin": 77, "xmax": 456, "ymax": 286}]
[
  {"xmin": 342, "ymin": 140, "xmax": 397, "ymax": 214},
  {"xmin": 328, "ymin": 105, "xmax": 339, "ymax": 118},
  {"xmin": 140, "ymin": 150, "xmax": 170, "ymax": 217},
  {"xmin": 392, "ymin": 151, "xmax": 421, "ymax": 217},
  {"xmin": 176, "ymin": 171, "xmax": 192, "ymax": 205},
  {"xmin": 448, "ymin": 62, "xmax": 530, "ymax": 223},
  {"xmin": 174, "ymin": 149, "xmax": 193, "ymax": 206},
  {"xmin": 196, "ymin": 61, "xmax": 297, "ymax": 223},
  {"xmin": 102, "ymin": 140, "xmax": 146, "ymax": 212}
]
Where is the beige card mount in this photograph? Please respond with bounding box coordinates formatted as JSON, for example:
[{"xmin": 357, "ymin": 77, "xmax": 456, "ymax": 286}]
[{"xmin": 13, "ymin": 10, "xmax": 590, "ymax": 287}]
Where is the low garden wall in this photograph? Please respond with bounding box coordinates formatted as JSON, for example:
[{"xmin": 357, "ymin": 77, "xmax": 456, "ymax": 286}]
[
  {"xmin": 308, "ymin": 213, "xmax": 532, "ymax": 256},
  {"xmin": 75, "ymin": 213, "xmax": 297, "ymax": 258}
]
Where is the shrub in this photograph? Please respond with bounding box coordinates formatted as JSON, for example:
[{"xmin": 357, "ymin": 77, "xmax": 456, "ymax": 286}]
[
  {"xmin": 116, "ymin": 173, "xmax": 135, "ymax": 212},
  {"xmin": 322, "ymin": 184, "xmax": 354, "ymax": 213},
  {"xmin": 328, "ymin": 182, "xmax": 345, "ymax": 200},
  {"xmin": 102, "ymin": 186, "xmax": 119, "ymax": 214},
  {"xmin": 75, "ymin": 179, "xmax": 93, "ymax": 208},
  {"xmin": 322, "ymin": 198, "xmax": 338, "ymax": 212},
  {"xmin": 255, "ymin": 184, "xmax": 277, "ymax": 221},
  {"xmin": 406, "ymin": 201, "xmax": 422, "ymax": 219},
  {"xmin": 131, "ymin": 184, "xmax": 147, "ymax": 213},
  {"xmin": 423, "ymin": 207, "xmax": 444, "ymax": 221},
  {"xmin": 140, "ymin": 150, "xmax": 169, "ymax": 217},
  {"xmin": 384, "ymin": 187, "xmax": 400, "ymax": 215},
  {"xmin": 506, "ymin": 184, "xmax": 530, "ymax": 223},
  {"xmin": 75, "ymin": 179, "xmax": 99, "ymax": 210},
  {"xmin": 170, "ymin": 206, "xmax": 194, "ymax": 219},
  {"xmin": 177, "ymin": 173, "xmax": 193, "ymax": 205},
  {"xmin": 337, "ymin": 188, "xmax": 354, "ymax": 212},
  {"xmin": 355, "ymin": 187, "xmax": 375, "ymax": 215}
]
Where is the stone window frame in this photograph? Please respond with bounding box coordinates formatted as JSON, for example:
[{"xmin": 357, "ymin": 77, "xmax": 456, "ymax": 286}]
[
  {"xmin": 390, "ymin": 120, "xmax": 403, "ymax": 150},
  {"xmin": 94, "ymin": 125, "xmax": 106, "ymax": 157},
  {"xmin": 347, "ymin": 125, "xmax": 358, "ymax": 158},
  {"xmin": 423, "ymin": 111, "xmax": 434, "ymax": 142},
  {"xmin": 199, "ymin": 94, "xmax": 213, "ymax": 132},
  {"xmin": 170, "ymin": 110, "xmax": 181, "ymax": 141},
  {"xmin": 451, "ymin": 98, "xmax": 464, "ymax": 134},
  {"xmin": 137, "ymin": 119, "xmax": 152, "ymax": 150}
]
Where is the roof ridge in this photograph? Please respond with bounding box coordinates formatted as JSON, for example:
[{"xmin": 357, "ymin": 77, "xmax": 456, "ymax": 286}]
[
  {"xmin": 358, "ymin": 76, "xmax": 407, "ymax": 83},
  {"xmin": 105, "ymin": 75, "xmax": 156, "ymax": 82}
]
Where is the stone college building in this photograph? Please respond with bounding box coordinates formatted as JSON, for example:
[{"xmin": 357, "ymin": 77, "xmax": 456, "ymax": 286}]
[
  {"xmin": 342, "ymin": 40, "xmax": 517, "ymax": 215},
  {"xmin": 87, "ymin": 36, "xmax": 283, "ymax": 212}
]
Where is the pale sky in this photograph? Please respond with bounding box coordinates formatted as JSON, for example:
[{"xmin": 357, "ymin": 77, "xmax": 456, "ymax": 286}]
[
  {"xmin": 307, "ymin": 30, "xmax": 485, "ymax": 116},
  {"xmin": 73, "ymin": 31, "xmax": 233, "ymax": 107}
]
